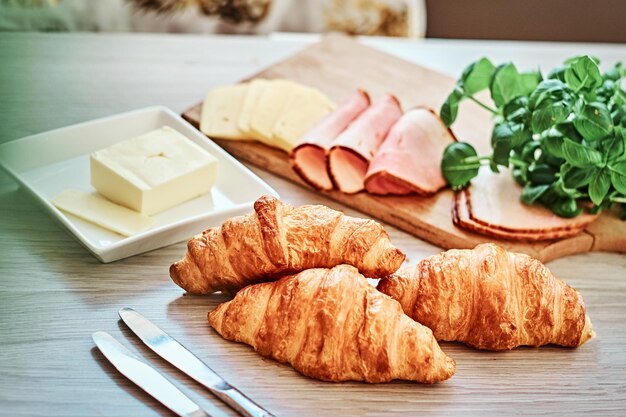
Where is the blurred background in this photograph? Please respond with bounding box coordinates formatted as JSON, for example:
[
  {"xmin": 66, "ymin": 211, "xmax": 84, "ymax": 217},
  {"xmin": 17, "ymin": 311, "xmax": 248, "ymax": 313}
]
[{"xmin": 0, "ymin": 0, "xmax": 624, "ymax": 42}]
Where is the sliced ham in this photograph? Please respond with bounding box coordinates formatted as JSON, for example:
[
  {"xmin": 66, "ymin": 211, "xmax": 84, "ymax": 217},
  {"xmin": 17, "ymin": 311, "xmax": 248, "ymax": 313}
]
[
  {"xmin": 452, "ymin": 167, "xmax": 597, "ymax": 241},
  {"xmin": 364, "ymin": 107, "xmax": 456, "ymax": 196},
  {"xmin": 454, "ymin": 191, "xmax": 589, "ymax": 241},
  {"xmin": 328, "ymin": 94, "xmax": 403, "ymax": 194},
  {"xmin": 289, "ymin": 90, "xmax": 370, "ymax": 190},
  {"xmin": 468, "ymin": 167, "xmax": 597, "ymax": 233}
]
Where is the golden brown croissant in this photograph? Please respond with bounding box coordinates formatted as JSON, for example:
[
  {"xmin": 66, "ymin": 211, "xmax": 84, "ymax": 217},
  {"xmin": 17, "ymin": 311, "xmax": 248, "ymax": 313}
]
[
  {"xmin": 208, "ymin": 264, "xmax": 456, "ymax": 383},
  {"xmin": 377, "ymin": 243, "xmax": 594, "ymax": 351},
  {"xmin": 170, "ymin": 195, "xmax": 405, "ymax": 294}
]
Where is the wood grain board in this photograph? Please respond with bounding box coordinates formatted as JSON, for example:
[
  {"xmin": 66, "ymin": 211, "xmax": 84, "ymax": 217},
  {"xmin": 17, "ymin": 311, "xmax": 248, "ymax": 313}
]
[{"xmin": 183, "ymin": 35, "xmax": 625, "ymax": 262}]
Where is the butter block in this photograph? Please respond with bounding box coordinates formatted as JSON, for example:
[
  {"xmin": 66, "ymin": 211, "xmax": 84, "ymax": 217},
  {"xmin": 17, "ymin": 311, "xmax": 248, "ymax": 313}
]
[
  {"xmin": 200, "ymin": 83, "xmax": 250, "ymax": 140},
  {"xmin": 249, "ymin": 79, "xmax": 300, "ymax": 144},
  {"xmin": 239, "ymin": 78, "xmax": 269, "ymax": 134},
  {"xmin": 91, "ymin": 126, "xmax": 218, "ymax": 215},
  {"xmin": 53, "ymin": 189, "xmax": 153, "ymax": 236},
  {"xmin": 272, "ymin": 86, "xmax": 334, "ymax": 151}
]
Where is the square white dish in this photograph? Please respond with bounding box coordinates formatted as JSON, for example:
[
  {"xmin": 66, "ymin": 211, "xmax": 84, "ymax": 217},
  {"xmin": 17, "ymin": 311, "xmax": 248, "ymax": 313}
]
[{"xmin": 0, "ymin": 106, "xmax": 278, "ymax": 262}]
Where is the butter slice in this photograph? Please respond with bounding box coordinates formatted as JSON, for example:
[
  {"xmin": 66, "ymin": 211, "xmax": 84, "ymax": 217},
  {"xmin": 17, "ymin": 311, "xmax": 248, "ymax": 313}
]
[
  {"xmin": 200, "ymin": 83, "xmax": 250, "ymax": 140},
  {"xmin": 239, "ymin": 79, "xmax": 269, "ymax": 134},
  {"xmin": 248, "ymin": 79, "xmax": 300, "ymax": 144},
  {"xmin": 272, "ymin": 87, "xmax": 334, "ymax": 151},
  {"xmin": 53, "ymin": 189, "xmax": 153, "ymax": 236},
  {"xmin": 91, "ymin": 126, "xmax": 218, "ymax": 215}
]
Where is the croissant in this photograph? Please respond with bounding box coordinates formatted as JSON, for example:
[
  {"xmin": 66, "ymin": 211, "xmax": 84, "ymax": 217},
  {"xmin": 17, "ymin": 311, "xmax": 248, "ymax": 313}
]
[
  {"xmin": 377, "ymin": 243, "xmax": 594, "ymax": 350},
  {"xmin": 208, "ymin": 264, "xmax": 456, "ymax": 383},
  {"xmin": 170, "ymin": 195, "xmax": 405, "ymax": 294}
]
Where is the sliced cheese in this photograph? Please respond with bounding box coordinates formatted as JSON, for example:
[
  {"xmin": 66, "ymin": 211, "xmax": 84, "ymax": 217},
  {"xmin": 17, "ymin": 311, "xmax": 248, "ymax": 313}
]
[
  {"xmin": 272, "ymin": 86, "xmax": 334, "ymax": 151},
  {"xmin": 200, "ymin": 83, "xmax": 250, "ymax": 140},
  {"xmin": 91, "ymin": 126, "xmax": 218, "ymax": 216},
  {"xmin": 248, "ymin": 79, "xmax": 301, "ymax": 145},
  {"xmin": 53, "ymin": 189, "xmax": 153, "ymax": 236},
  {"xmin": 239, "ymin": 78, "xmax": 270, "ymax": 134}
]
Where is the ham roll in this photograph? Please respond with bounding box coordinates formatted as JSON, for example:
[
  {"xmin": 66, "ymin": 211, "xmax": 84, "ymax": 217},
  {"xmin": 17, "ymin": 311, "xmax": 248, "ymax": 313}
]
[
  {"xmin": 467, "ymin": 167, "xmax": 598, "ymax": 233},
  {"xmin": 289, "ymin": 90, "xmax": 370, "ymax": 190},
  {"xmin": 328, "ymin": 94, "xmax": 402, "ymax": 194},
  {"xmin": 364, "ymin": 108, "xmax": 456, "ymax": 196},
  {"xmin": 453, "ymin": 167, "xmax": 598, "ymax": 241}
]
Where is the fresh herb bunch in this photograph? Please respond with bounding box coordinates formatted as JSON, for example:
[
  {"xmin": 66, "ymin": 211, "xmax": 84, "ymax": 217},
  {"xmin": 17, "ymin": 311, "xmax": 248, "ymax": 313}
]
[{"xmin": 440, "ymin": 56, "xmax": 626, "ymax": 219}]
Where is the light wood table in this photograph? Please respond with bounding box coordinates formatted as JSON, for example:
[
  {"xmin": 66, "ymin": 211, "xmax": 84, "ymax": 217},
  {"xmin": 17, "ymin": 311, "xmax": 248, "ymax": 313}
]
[{"xmin": 0, "ymin": 33, "xmax": 625, "ymax": 417}]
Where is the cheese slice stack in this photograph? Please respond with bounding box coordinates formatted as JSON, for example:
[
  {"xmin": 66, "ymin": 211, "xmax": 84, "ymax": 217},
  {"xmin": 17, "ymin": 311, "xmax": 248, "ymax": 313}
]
[{"xmin": 200, "ymin": 79, "xmax": 334, "ymax": 152}]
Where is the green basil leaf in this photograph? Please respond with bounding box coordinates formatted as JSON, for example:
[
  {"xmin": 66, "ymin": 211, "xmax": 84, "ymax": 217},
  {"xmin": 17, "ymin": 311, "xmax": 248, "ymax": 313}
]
[
  {"xmin": 538, "ymin": 186, "xmax": 560, "ymax": 206},
  {"xmin": 589, "ymin": 168, "xmax": 611, "ymax": 205},
  {"xmin": 461, "ymin": 57, "xmax": 496, "ymax": 96},
  {"xmin": 521, "ymin": 183, "xmax": 550, "ymax": 205},
  {"xmin": 491, "ymin": 122, "xmax": 531, "ymax": 166},
  {"xmin": 573, "ymin": 102, "xmax": 613, "ymax": 141},
  {"xmin": 609, "ymin": 160, "xmax": 626, "ymax": 192},
  {"xmin": 609, "ymin": 160, "xmax": 626, "ymax": 174},
  {"xmin": 540, "ymin": 152, "xmax": 565, "ymax": 168},
  {"xmin": 602, "ymin": 133, "xmax": 626, "ymax": 164},
  {"xmin": 562, "ymin": 165, "xmax": 594, "ymax": 188},
  {"xmin": 490, "ymin": 63, "xmax": 518, "ymax": 107},
  {"xmin": 527, "ymin": 164, "xmax": 556, "ymax": 184},
  {"xmin": 531, "ymin": 101, "xmax": 570, "ymax": 133},
  {"xmin": 528, "ymin": 79, "xmax": 570, "ymax": 110},
  {"xmin": 440, "ymin": 86, "xmax": 463, "ymax": 127},
  {"xmin": 521, "ymin": 140, "xmax": 541, "ymax": 160},
  {"xmin": 564, "ymin": 55, "xmax": 600, "ymax": 65},
  {"xmin": 490, "ymin": 64, "xmax": 541, "ymax": 108},
  {"xmin": 553, "ymin": 177, "xmax": 582, "ymax": 198},
  {"xmin": 502, "ymin": 96, "xmax": 530, "ymax": 123},
  {"xmin": 610, "ymin": 168, "xmax": 626, "ymax": 194},
  {"xmin": 518, "ymin": 71, "xmax": 542, "ymax": 96},
  {"xmin": 562, "ymin": 138, "xmax": 604, "ymax": 168},
  {"xmin": 564, "ymin": 55, "xmax": 603, "ymax": 91},
  {"xmin": 611, "ymin": 126, "xmax": 626, "ymax": 162},
  {"xmin": 441, "ymin": 142, "xmax": 480, "ymax": 189},
  {"xmin": 550, "ymin": 198, "xmax": 582, "ymax": 218},
  {"xmin": 542, "ymin": 130, "xmax": 565, "ymax": 158},
  {"xmin": 555, "ymin": 121, "xmax": 584, "ymax": 143}
]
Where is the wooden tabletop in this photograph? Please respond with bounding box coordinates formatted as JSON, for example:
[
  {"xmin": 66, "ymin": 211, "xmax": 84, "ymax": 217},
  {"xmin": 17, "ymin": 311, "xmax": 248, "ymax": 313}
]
[{"xmin": 0, "ymin": 32, "xmax": 625, "ymax": 417}]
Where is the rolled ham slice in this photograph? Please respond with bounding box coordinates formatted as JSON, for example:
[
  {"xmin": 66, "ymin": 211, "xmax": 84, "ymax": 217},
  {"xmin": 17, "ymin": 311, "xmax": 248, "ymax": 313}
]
[
  {"xmin": 468, "ymin": 167, "xmax": 597, "ymax": 233},
  {"xmin": 289, "ymin": 90, "xmax": 370, "ymax": 190},
  {"xmin": 453, "ymin": 191, "xmax": 587, "ymax": 241},
  {"xmin": 364, "ymin": 107, "xmax": 456, "ymax": 196},
  {"xmin": 452, "ymin": 167, "xmax": 597, "ymax": 241},
  {"xmin": 328, "ymin": 94, "xmax": 402, "ymax": 194}
]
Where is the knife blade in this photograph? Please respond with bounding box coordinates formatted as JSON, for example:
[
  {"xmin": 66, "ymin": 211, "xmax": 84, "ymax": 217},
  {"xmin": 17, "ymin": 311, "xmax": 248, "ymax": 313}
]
[
  {"xmin": 118, "ymin": 308, "xmax": 274, "ymax": 417},
  {"xmin": 92, "ymin": 331, "xmax": 211, "ymax": 417}
]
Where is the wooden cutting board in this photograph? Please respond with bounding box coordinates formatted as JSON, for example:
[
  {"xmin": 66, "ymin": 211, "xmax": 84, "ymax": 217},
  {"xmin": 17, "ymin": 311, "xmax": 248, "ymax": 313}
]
[{"xmin": 183, "ymin": 34, "xmax": 626, "ymax": 262}]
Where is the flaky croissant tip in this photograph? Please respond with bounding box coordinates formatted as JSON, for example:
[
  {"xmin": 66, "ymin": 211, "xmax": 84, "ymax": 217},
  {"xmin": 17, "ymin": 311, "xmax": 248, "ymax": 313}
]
[
  {"xmin": 443, "ymin": 356, "xmax": 456, "ymax": 381},
  {"xmin": 170, "ymin": 254, "xmax": 212, "ymax": 294},
  {"xmin": 579, "ymin": 314, "xmax": 595, "ymax": 346}
]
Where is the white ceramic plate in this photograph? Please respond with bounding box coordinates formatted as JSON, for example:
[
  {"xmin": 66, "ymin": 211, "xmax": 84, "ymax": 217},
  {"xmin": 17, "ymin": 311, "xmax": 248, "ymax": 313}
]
[{"xmin": 0, "ymin": 106, "xmax": 278, "ymax": 262}]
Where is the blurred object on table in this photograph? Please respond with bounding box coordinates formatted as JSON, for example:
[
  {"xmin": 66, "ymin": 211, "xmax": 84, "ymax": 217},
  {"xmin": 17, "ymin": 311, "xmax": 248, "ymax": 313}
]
[
  {"xmin": 425, "ymin": 0, "xmax": 626, "ymax": 43},
  {"xmin": 0, "ymin": 0, "xmax": 426, "ymax": 37}
]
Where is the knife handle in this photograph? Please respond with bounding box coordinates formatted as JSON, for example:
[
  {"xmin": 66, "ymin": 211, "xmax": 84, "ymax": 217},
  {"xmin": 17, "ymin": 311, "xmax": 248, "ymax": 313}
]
[{"xmin": 211, "ymin": 383, "xmax": 274, "ymax": 417}]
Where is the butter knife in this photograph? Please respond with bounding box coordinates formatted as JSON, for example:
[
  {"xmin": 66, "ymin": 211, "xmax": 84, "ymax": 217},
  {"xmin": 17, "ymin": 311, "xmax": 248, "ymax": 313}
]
[
  {"xmin": 92, "ymin": 331, "xmax": 211, "ymax": 417},
  {"xmin": 119, "ymin": 308, "xmax": 274, "ymax": 417}
]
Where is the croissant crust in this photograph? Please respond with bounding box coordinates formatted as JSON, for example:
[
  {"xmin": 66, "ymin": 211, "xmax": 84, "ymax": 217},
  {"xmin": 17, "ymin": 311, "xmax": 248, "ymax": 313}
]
[
  {"xmin": 170, "ymin": 195, "xmax": 405, "ymax": 294},
  {"xmin": 377, "ymin": 243, "xmax": 594, "ymax": 350},
  {"xmin": 208, "ymin": 265, "xmax": 456, "ymax": 383}
]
